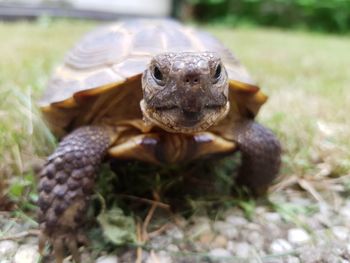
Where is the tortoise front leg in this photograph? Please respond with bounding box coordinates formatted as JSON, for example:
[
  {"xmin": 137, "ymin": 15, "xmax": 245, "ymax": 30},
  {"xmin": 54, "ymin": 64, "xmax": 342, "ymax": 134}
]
[
  {"xmin": 38, "ymin": 126, "xmax": 112, "ymax": 263},
  {"xmin": 232, "ymin": 120, "xmax": 281, "ymax": 195}
]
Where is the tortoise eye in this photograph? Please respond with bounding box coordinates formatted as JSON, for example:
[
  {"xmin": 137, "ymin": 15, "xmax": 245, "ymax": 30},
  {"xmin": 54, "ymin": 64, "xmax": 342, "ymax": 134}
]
[
  {"xmin": 214, "ymin": 64, "xmax": 222, "ymax": 80},
  {"xmin": 153, "ymin": 66, "xmax": 163, "ymax": 82}
]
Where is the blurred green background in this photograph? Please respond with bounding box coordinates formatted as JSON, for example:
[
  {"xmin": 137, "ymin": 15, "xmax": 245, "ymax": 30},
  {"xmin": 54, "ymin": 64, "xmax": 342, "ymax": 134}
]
[{"xmin": 180, "ymin": 0, "xmax": 350, "ymax": 33}]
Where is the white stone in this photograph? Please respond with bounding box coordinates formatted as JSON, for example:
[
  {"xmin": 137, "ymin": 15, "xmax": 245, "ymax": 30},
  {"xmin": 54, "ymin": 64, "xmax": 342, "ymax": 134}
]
[
  {"xmin": 270, "ymin": 239, "xmax": 293, "ymax": 253},
  {"xmin": 14, "ymin": 245, "xmax": 40, "ymax": 263},
  {"xmin": 96, "ymin": 255, "xmax": 118, "ymax": 263},
  {"xmin": 235, "ymin": 242, "xmax": 251, "ymax": 258},
  {"xmin": 225, "ymin": 216, "xmax": 247, "ymax": 226},
  {"xmin": 209, "ymin": 248, "xmax": 231, "ymax": 259},
  {"xmin": 264, "ymin": 212, "xmax": 281, "ymax": 222},
  {"xmin": 255, "ymin": 207, "xmax": 267, "ymax": 215},
  {"xmin": 146, "ymin": 251, "xmax": 172, "ymax": 263},
  {"xmin": 286, "ymin": 256, "xmax": 301, "ymax": 263},
  {"xmin": 288, "ymin": 228, "xmax": 310, "ymax": 245},
  {"xmin": 245, "ymin": 223, "xmax": 260, "ymax": 231},
  {"xmin": 332, "ymin": 226, "xmax": 349, "ymax": 241},
  {"xmin": 166, "ymin": 226, "xmax": 184, "ymax": 240},
  {"xmin": 247, "ymin": 231, "xmax": 263, "ymax": 248},
  {"xmin": 189, "ymin": 220, "xmax": 211, "ymax": 240},
  {"xmin": 0, "ymin": 240, "xmax": 18, "ymax": 257},
  {"xmin": 167, "ymin": 244, "xmax": 179, "ymax": 252},
  {"xmin": 213, "ymin": 221, "xmax": 239, "ymax": 239},
  {"xmin": 340, "ymin": 207, "xmax": 350, "ymax": 220},
  {"xmin": 226, "ymin": 241, "xmax": 235, "ymax": 252}
]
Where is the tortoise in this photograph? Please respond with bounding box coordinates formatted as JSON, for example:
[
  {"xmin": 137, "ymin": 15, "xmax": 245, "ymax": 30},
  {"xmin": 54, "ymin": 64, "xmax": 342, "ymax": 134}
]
[{"xmin": 38, "ymin": 19, "xmax": 281, "ymax": 262}]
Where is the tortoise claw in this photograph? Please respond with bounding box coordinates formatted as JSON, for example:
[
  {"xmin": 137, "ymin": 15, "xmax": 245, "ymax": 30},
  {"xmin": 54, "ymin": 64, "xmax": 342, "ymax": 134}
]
[
  {"xmin": 53, "ymin": 237, "xmax": 64, "ymax": 263},
  {"xmin": 66, "ymin": 236, "xmax": 81, "ymax": 263},
  {"xmin": 39, "ymin": 232, "xmax": 84, "ymax": 263}
]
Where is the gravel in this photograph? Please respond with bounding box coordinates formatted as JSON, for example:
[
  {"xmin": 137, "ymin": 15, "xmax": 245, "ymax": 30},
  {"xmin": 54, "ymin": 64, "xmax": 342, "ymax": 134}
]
[
  {"xmin": 14, "ymin": 244, "xmax": 40, "ymax": 263},
  {"xmin": 1, "ymin": 189, "xmax": 350, "ymax": 262},
  {"xmin": 234, "ymin": 242, "xmax": 251, "ymax": 258},
  {"xmin": 96, "ymin": 255, "xmax": 119, "ymax": 263},
  {"xmin": 287, "ymin": 228, "xmax": 311, "ymax": 245},
  {"xmin": 0, "ymin": 240, "xmax": 18, "ymax": 258},
  {"xmin": 269, "ymin": 239, "xmax": 293, "ymax": 253},
  {"xmin": 209, "ymin": 248, "xmax": 232, "ymax": 260}
]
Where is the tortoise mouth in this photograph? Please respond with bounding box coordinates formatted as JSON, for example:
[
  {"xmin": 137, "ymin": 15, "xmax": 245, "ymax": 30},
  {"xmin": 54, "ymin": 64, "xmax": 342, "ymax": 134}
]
[{"xmin": 140, "ymin": 100, "xmax": 230, "ymax": 133}]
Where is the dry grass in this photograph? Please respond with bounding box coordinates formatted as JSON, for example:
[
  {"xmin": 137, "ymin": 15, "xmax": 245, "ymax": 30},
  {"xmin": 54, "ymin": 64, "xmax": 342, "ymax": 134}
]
[{"xmin": 0, "ymin": 19, "xmax": 349, "ymax": 209}]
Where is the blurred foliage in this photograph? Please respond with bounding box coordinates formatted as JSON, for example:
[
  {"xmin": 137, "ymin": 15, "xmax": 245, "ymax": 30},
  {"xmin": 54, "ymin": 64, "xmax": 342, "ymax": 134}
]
[
  {"xmin": 97, "ymin": 207, "xmax": 137, "ymax": 245},
  {"xmin": 183, "ymin": 0, "xmax": 350, "ymax": 33}
]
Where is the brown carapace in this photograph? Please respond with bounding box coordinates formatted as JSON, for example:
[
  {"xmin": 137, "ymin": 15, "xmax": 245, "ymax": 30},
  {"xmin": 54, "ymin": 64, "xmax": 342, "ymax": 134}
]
[{"xmin": 38, "ymin": 19, "xmax": 281, "ymax": 262}]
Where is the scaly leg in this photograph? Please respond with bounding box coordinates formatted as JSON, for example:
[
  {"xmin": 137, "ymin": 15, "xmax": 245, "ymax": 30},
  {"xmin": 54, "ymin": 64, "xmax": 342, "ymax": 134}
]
[
  {"xmin": 38, "ymin": 126, "xmax": 112, "ymax": 263},
  {"xmin": 232, "ymin": 120, "xmax": 281, "ymax": 195}
]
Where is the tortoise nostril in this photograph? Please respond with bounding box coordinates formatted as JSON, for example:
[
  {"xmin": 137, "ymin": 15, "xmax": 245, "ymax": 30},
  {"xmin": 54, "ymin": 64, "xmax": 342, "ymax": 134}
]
[{"xmin": 184, "ymin": 74, "xmax": 200, "ymax": 85}]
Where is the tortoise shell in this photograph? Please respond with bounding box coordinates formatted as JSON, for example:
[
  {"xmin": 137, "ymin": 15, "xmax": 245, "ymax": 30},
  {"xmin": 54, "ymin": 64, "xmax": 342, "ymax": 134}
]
[{"xmin": 40, "ymin": 19, "xmax": 267, "ymax": 163}]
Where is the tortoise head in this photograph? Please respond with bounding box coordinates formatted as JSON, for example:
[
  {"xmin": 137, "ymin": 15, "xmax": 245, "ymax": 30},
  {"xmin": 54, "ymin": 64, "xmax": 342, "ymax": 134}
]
[{"xmin": 140, "ymin": 52, "xmax": 230, "ymax": 133}]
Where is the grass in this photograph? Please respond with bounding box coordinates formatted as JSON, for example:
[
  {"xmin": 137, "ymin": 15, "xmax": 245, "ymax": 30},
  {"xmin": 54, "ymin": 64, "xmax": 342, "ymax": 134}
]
[
  {"xmin": 0, "ymin": 19, "xmax": 349, "ymax": 248},
  {"xmin": 209, "ymin": 27, "xmax": 350, "ymax": 177}
]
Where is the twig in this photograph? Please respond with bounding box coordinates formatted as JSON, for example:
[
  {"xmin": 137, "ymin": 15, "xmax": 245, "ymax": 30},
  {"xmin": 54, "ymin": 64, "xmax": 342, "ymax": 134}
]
[
  {"xmin": 141, "ymin": 190, "xmax": 162, "ymax": 242},
  {"xmin": 0, "ymin": 229, "xmax": 39, "ymax": 241},
  {"xmin": 117, "ymin": 194, "xmax": 170, "ymax": 210},
  {"xmin": 270, "ymin": 175, "xmax": 299, "ymax": 192},
  {"xmin": 142, "ymin": 201, "xmax": 157, "ymax": 242},
  {"xmin": 298, "ymin": 178, "xmax": 326, "ymax": 204},
  {"xmin": 135, "ymin": 221, "xmax": 143, "ymax": 263}
]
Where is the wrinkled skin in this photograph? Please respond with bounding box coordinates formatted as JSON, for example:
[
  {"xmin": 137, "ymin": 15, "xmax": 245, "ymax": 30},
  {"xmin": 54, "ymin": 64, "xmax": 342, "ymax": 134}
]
[
  {"xmin": 141, "ymin": 52, "xmax": 230, "ymax": 133},
  {"xmin": 38, "ymin": 52, "xmax": 281, "ymax": 263}
]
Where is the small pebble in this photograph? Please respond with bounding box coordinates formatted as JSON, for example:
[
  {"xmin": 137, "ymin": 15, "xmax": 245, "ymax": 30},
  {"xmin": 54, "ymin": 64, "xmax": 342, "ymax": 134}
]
[
  {"xmin": 189, "ymin": 220, "xmax": 211, "ymax": 240},
  {"xmin": 199, "ymin": 232, "xmax": 215, "ymax": 245},
  {"xmin": 264, "ymin": 212, "xmax": 281, "ymax": 222},
  {"xmin": 167, "ymin": 244, "xmax": 179, "ymax": 252},
  {"xmin": 332, "ymin": 226, "xmax": 349, "ymax": 241},
  {"xmin": 149, "ymin": 236, "xmax": 171, "ymax": 250},
  {"xmin": 213, "ymin": 221, "xmax": 238, "ymax": 239},
  {"xmin": 286, "ymin": 256, "xmax": 301, "ymax": 263},
  {"xmin": 288, "ymin": 228, "xmax": 310, "ymax": 245},
  {"xmin": 166, "ymin": 225, "xmax": 184, "ymax": 240},
  {"xmin": 255, "ymin": 207, "xmax": 267, "ymax": 215},
  {"xmin": 235, "ymin": 242, "xmax": 251, "ymax": 258},
  {"xmin": 96, "ymin": 255, "xmax": 119, "ymax": 263},
  {"xmin": 212, "ymin": 235, "xmax": 228, "ymax": 248},
  {"xmin": 209, "ymin": 248, "xmax": 232, "ymax": 259},
  {"xmin": 146, "ymin": 251, "xmax": 172, "ymax": 263},
  {"xmin": 245, "ymin": 223, "xmax": 261, "ymax": 231},
  {"xmin": 226, "ymin": 241, "xmax": 235, "ymax": 252},
  {"xmin": 14, "ymin": 245, "xmax": 40, "ymax": 263},
  {"xmin": 0, "ymin": 240, "xmax": 18, "ymax": 257},
  {"xmin": 225, "ymin": 216, "xmax": 247, "ymax": 226},
  {"xmin": 247, "ymin": 231, "xmax": 264, "ymax": 249},
  {"xmin": 270, "ymin": 239, "xmax": 293, "ymax": 253},
  {"xmin": 340, "ymin": 207, "xmax": 350, "ymax": 220}
]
